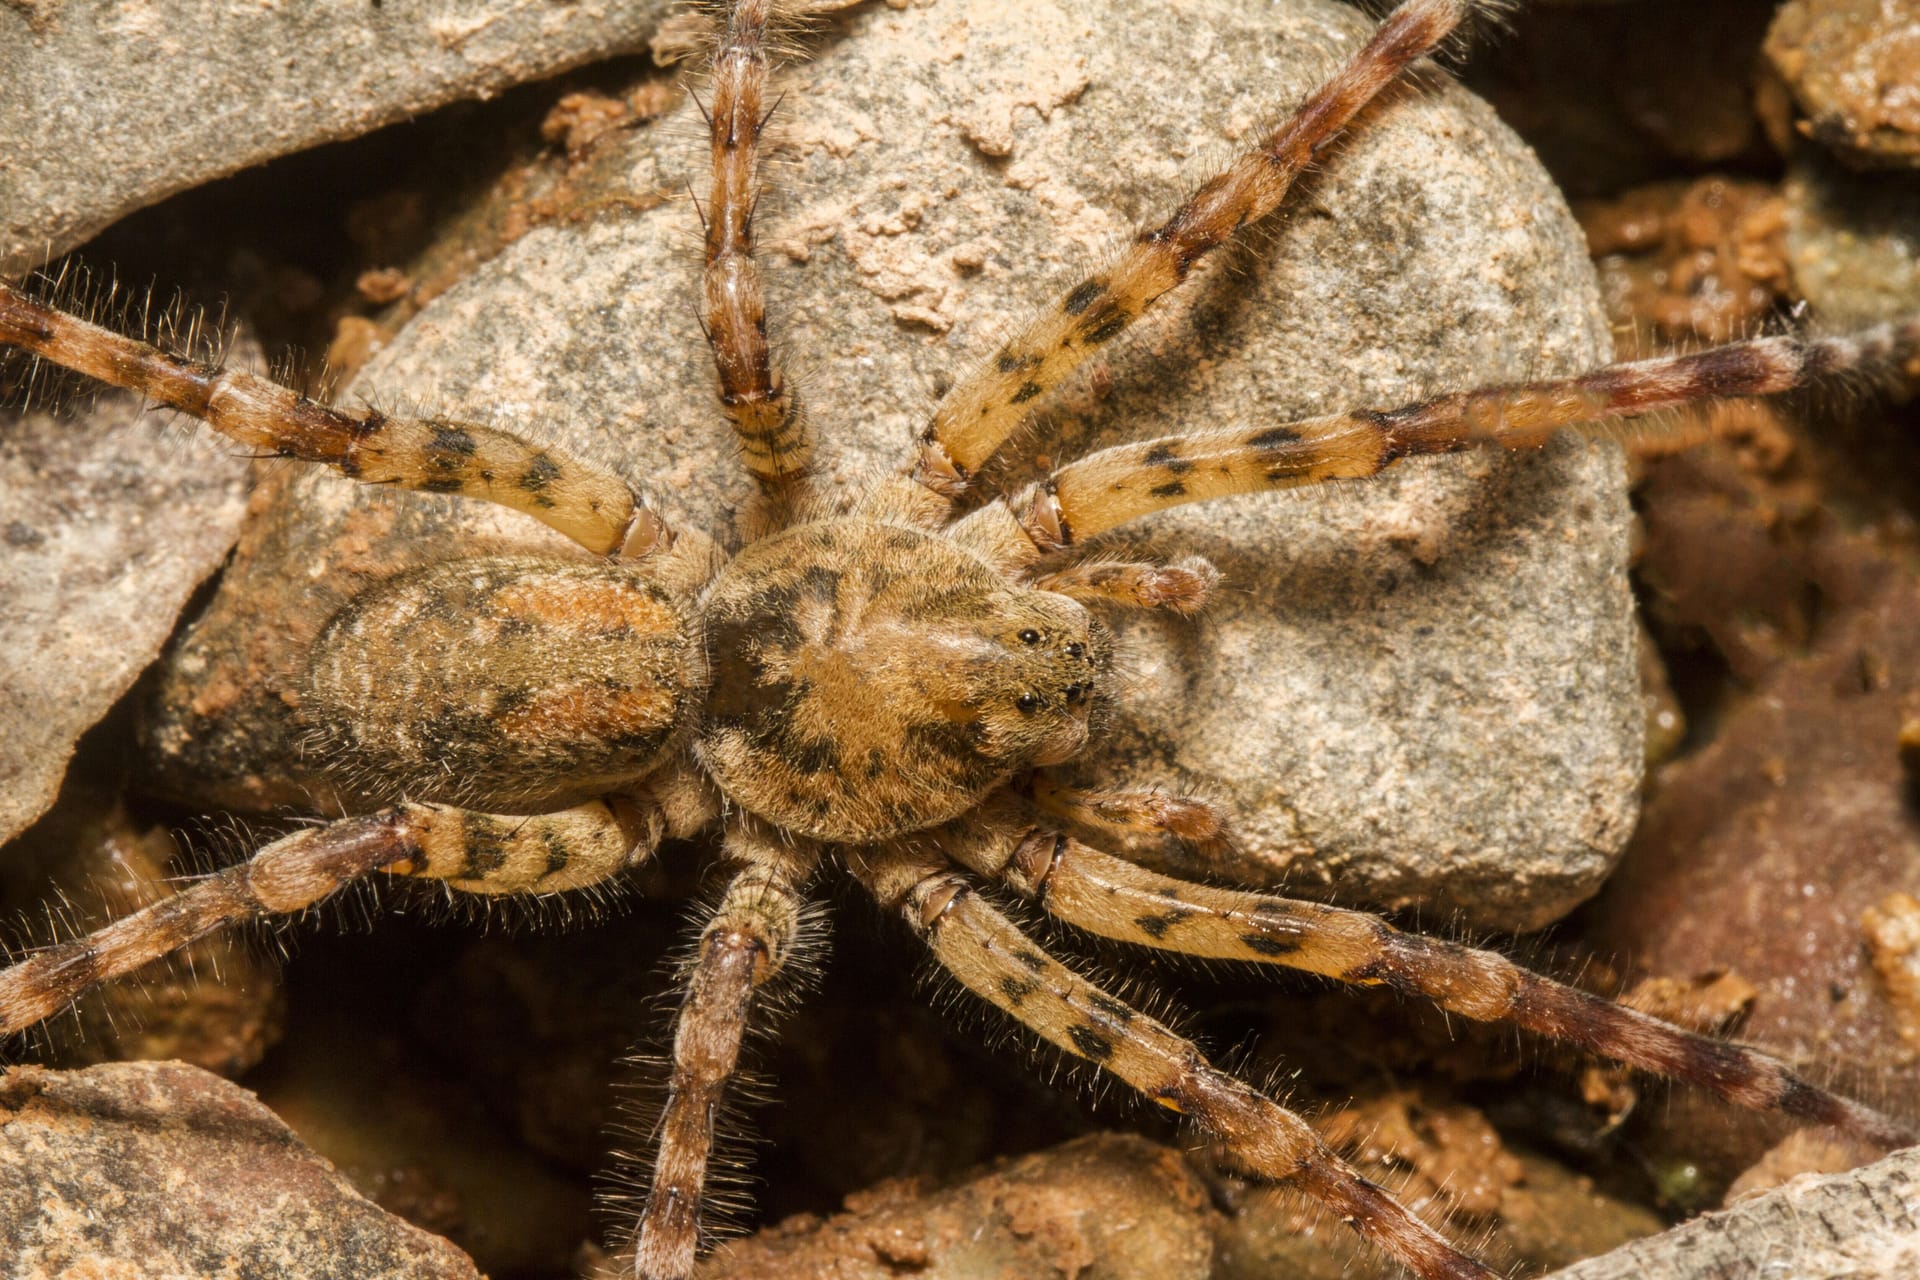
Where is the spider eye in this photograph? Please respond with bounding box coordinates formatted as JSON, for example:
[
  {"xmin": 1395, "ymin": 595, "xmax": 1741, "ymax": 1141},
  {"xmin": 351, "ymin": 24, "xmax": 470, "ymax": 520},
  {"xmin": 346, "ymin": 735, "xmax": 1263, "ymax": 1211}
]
[
  {"xmin": 1016, "ymin": 692, "xmax": 1042, "ymax": 713},
  {"xmin": 1018, "ymin": 628, "xmax": 1042, "ymax": 645}
]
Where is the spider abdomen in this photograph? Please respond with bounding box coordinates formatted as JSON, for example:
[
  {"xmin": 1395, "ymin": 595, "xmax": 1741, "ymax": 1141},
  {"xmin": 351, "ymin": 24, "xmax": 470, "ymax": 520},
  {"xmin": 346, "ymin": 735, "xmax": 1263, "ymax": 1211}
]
[
  {"xmin": 698, "ymin": 519, "xmax": 1107, "ymax": 843},
  {"xmin": 303, "ymin": 556, "xmax": 698, "ymax": 810}
]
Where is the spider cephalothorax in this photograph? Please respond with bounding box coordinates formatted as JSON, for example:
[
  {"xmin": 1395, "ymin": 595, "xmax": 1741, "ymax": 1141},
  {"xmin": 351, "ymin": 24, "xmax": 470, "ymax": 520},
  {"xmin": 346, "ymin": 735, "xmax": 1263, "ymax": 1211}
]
[
  {"xmin": 2, "ymin": 1, "xmax": 1917, "ymax": 1278},
  {"xmin": 701, "ymin": 518, "xmax": 1110, "ymax": 841}
]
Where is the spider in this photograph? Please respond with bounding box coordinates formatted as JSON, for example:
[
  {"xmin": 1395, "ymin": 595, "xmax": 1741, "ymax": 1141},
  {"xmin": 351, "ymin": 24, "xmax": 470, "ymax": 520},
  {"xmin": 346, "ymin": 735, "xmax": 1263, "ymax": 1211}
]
[{"xmin": 2, "ymin": 0, "xmax": 1917, "ymax": 1277}]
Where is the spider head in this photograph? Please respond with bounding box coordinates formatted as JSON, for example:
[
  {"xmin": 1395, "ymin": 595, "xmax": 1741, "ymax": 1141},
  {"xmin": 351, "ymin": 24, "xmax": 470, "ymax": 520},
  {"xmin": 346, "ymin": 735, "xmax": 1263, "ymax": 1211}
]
[
  {"xmin": 965, "ymin": 588, "xmax": 1112, "ymax": 770},
  {"xmin": 699, "ymin": 519, "xmax": 1113, "ymax": 843}
]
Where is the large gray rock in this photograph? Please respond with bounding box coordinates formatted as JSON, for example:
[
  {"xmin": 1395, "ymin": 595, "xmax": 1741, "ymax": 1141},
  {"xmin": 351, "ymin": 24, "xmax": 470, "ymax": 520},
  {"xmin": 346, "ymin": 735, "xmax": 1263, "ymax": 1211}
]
[
  {"xmin": 1549, "ymin": 1146, "xmax": 1920, "ymax": 1280},
  {"xmin": 1766, "ymin": 0, "xmax": 1920, "ymax": 168},
  {"xmin": 142, "ymin": 0, "xmax": 1633, "ymax": 930},
  {"xmin": 0, "ymin": 1061, "xmax": 481, "ymax": 1279},
  {"xmin": 0, "ymin": 393, "xmax": 248, "ymax": 842},
  {"xmin": 0, "ymin": 0, "xmax": 672, "ymax": 273}
]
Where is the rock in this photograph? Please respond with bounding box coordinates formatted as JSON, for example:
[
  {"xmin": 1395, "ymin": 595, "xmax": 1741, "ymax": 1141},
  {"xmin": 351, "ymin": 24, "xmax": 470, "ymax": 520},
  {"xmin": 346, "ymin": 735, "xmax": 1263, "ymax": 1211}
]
[
  {"xmin": 684, "ymin": 1133, "xmax": 1217, "ymax": 1280},
  {"xmin": 1592, "ymin": 439, "xmax": 1920, "ymax": 1192},
  {"xmin": 142, "ymin": 0, "xmax": 1632, "ymax": 931},
  {"xmin": 1579, "ymin": 177, "xmax": 1792, "ymax": 345},
  {"xmin": 1723, "ymin": 1129, "xmax": 1887, "ymax": 1204},
  {"xmin": 0, "ymin": 0, "xmax": 674, "ymax": 273},
  {"xmin": 0, "ymin": 390, "xmax": 248, "ymax": 843},
  {"xmin": 1548, "ymin": 1145, "xmax": 1920, "ymax": 1280},
  {"xmin": 1784, "ymin": 149, "xmax": 1920, "ymax": 326},
  {"xmin": 1213, "ymin": 1133, "xmax": 1666, "ymax": 1280},
  {"xmin": 0, "ymin": 1060, "xmax": 481, "ymax": 1279},
  {"xmin": 1766, "ymin": 0, "xmax": 1920, "ymax": 167}
]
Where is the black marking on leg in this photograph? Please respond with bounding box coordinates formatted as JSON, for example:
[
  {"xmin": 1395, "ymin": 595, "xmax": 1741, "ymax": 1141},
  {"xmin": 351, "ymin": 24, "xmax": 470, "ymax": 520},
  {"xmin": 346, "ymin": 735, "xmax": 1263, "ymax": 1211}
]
[
  {"xmin": 1088, "ymin": 992, "xmax": 1135, "ymax": 1024},
  {"xmin": 1062, "ymin": 279, "xmax": 1107, "ymax": 316},
  {"xmin": 1134, "ymin": 909, "xmax": 1190, "ymax": 939},
  {"xmin": 1239, "ymin": 931, "xmax": 1299, "ymax": 957},
  {"xmin": 1803, "ymin": 338, "xmax": 1849, "ymax": 379},
  {"xmin": 1068, "ymin": 1023, "xmax": 1115, "ymax": 1061},
  {"xmin": 1776, "ymin": 1074, "xmax": 1827, "ymax": 1121},
  {"xmin": 1143, "ymin": 443, "xmax": 1194, "ymax": 475},
  {"xmin": 1010, "ymin": 380, "xmax": 1044, "ymax": 405},
  {"xmin": 542, "ymin": 832, "xmax": 572, "ymax": 878},
  {"xmin": 1012, "ymin": 947, "xmax": 1049, "ymax": 974},
  {"xmin": 788, "ymin": 734, "xmax": 841, "ymax": 775},
  {"xmin": 1079, "ymin": 307, "xmax": 1131, "ymax": 346},
  {"xmin": 428, "ymin": 424, "xmax": 478, "ymax": 459},
  {"xmin": 1247, "ymin": 424, "xmax": 1303, "ymax": 451},
  {"xmin": 1149, "ymin": 480, "xmax": 1186, "ymax": 498},
  {"xmin": 519, "ymin": 454, "xmax": 562, "ymax": 491},
  {"xmin": 999, "ymin": 975, "xmax": 1040, "ymax": 1005}
]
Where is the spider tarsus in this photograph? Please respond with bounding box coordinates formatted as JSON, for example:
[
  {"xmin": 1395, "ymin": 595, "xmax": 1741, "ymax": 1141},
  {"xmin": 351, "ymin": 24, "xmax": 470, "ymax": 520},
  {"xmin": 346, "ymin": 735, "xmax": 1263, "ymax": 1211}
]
[
  {"xmin": 1028, "ymin": 556, "xmax": 1220, "ymax": 616},
  {"xmin": 700, "ymin": 0, "xmax": 811, "ymax": 495},
  {"xmin": 634, "ymin": 827, "xmax": 815, "ymax": 1280},
  {"xmin": 1500, "ymin": 967, "xmax": 1918, "ymax": 1150}
]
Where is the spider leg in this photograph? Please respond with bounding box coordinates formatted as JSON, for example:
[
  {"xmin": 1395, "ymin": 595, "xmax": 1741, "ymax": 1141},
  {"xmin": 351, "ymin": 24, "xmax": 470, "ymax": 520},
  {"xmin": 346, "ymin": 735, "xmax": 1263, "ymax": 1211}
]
[
  {"xmin": 986, "ymin": 320, "xmax": 1920, "ymax": 556},
  {"xmin": 0, "ymin": 799, "xmax": 658, "ymax": 1036},
  {"xmin": 1024, "ymin": 773, "xmax": 1232, "ymax": 856},
  {"xmin": 633, "ymin": 820, "xmax": 817, "ymax": 1280},
  {"xmin": 947, "ymin": 818, "xmax": 1917, "ymax": 1152},
  {"xmin": 902, "ymin": 0, "xmax": 1482, "ymax": 506},
  {"xmin": 849, "ymin": 841, "xmax": 1498, "ymax": 1280},
  {"xmin": 699, "ymin": 0, "xmax": 810, "ymax": 515},
  {"xmin": 0, "ymin": 279, "xmax": 671, "ymax": 557},
  {"xmin": 1025, "ymin": 556, "xmax": 1220, "ymax": 616}
]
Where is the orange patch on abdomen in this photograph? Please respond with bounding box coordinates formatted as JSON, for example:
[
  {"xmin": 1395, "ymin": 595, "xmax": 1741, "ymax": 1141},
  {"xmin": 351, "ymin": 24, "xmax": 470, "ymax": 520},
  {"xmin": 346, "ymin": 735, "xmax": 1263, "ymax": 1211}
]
[
  {"xmin": 495, "ymin": 577, "xmax": 682, "ymax": 636},
  {"xmin": 498, "ymin": 683, "xmax": 681, "ymax": 744}
]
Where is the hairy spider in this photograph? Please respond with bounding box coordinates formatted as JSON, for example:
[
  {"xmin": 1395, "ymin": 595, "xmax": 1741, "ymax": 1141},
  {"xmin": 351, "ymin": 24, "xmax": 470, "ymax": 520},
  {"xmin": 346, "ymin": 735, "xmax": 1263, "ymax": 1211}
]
[{"xmin": 2, "ymin": 0, "xmax": 1917, "ymax": 1277}]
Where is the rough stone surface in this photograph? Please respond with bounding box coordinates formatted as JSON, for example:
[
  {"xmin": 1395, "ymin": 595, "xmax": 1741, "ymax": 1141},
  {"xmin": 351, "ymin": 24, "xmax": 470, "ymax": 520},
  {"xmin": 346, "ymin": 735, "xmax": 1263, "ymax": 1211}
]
[
  {"xmin": 1548, "ymin": 1146, "xmax": 1920, "ymax": 1280},
  {"xmin": 1785, "ymin": 150, "xmax": 1920, "ymax": 326},
  {"xmin": 1210, "ymin": 1090, "xmax": 1665, "ymax": 1279},
  {"xmin": 0, "ymin": 393, "xmax": 248, "ymax": 843},
  {"xmin": 685, "ymin": 1134, "xmax": 1216, "ymax": 1280},
  {"xmin": 1767, "ymin": 0, "xmax": 1920, "ymax": 168},
  {"xmin": 140, "ymin": 0, "xmax": 1632, "ymax": 930},
  {"xmin": 0, "ymin": 1060, "xmax": 481, "ymax": 1279},
  {"xmin": 0, "ymin": 0, "xmax": 673, "ymax": 274},
  {"xmin": 1589, "ymin": 439, "xmax": 1920, "ymax": 1191}
]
